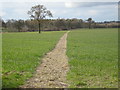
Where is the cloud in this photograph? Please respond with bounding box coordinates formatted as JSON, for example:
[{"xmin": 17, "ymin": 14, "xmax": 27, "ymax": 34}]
[
  {"xmin": 0, "ymin": 10, "xmax": 6, "ymax": 17},
  {"xmin": 13, "ymin": 8, "xmax": 28, "ymax": 17},
  {"xmin": 65, "ymin": 2, "xmax": 75, "ymax": 8},
  {"xmin": 0, "ymin": 1, "xmax": 118, "ymax": 21},
  {"xmin": 65, "ymin": 2, "xmax": 117, "ymax": 8},
  {"xmin": 88, "ymin": 10, "xmax": 98, "ymax": 15},
  {"xmin": 0, "ymin": 0, "xmax": 119, "ymax": 2}
]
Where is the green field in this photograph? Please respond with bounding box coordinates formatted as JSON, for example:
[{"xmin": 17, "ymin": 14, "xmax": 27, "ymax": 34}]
[
  {"xmin": 67, "ymin": 28, "xmax": 118, "ymax": 88},
  {"xmin": 2, "ymin": 31, "xmax": 65, "ymax": 88},
  {"xmin": 2, "ymin": 28, "xmax": 118, "ymax": 88}
]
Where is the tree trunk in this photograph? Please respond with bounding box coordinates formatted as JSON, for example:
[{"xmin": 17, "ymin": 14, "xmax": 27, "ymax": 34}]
[
  {"xmin": 89, "ymin": 22, "xmax": 91, "ymax": 29},
  {"xmin": 38, "ymin": 21, "xmax": 41, "ymax": 33}
]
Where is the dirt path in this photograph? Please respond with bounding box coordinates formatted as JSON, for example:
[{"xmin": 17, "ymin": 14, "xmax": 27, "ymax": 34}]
[{"xmin": 21, "ymin": 32, "xmax": 69, "ymax": 88}]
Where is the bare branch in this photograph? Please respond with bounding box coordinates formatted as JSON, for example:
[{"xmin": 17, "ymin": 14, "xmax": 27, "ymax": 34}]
[{"xmin": 28, "ymin": 5, "xmax": 53, "ymax": 20}]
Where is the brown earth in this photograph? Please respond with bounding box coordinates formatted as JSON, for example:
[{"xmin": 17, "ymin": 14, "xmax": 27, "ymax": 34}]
[{"xmin": 21, "ymin": 32, "xmax": 69, "ymax": 88}]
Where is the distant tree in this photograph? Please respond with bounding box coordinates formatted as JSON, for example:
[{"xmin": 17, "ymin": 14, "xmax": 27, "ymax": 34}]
[
  {"xmin": 0, "ymin": 18, "xmax": 6, "ymax": 28},
  {"xmin": 25, "ymin": 20, "xmax": 38, "ymax": 31},
  {"xmin": 6, "ymin": 19, "xmax": 17, "ymax": 32},
  {"xmin": 2, "ymin": 20, "xmax": 6, "ymax": 28},
  {"xmin": 28, "ymin": 5, "xmax": 53, "ymax": 33},
  {"xmin": 70, "ymin": 18, "xmax": 80, "ymax": 29},
  {"xmin": 55, "ymin": 18, "xmax": 67, "ymax": 30},
  {"xmin": 0, "ymin": 17, "xmax": 2, "ymax": 27},
  {"xmin": 14, "ymin": 20, "xmax": 24, "ymax": 32},
  {"xmin": 87, "ymin": 18, "xmax": 92, "ymax": 29},
  {"xmin": 78, "ymin": 19, "xmax": 83, "ymax": 28}
]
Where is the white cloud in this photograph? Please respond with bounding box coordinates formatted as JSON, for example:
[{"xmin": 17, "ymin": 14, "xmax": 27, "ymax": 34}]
[
  {"xmin": 0, "ymin": 1, "xmax": 118, "ymax": 21},
  {"xmin": 88, "ymin": 10, "xmax": 98, "ymax": 15},
  {"xmin": 13, "ymin": 8, "xmax": 28, "ymax": 16},
  {"xmin": 65, "ymin": 2, "xmax": 75, "ymax": 8},
  {"xmin": 65, "ymin": 2, "xmax": 117, "ymax": 8},
  {"xmin": 0, "ymin": 0, "xmax": 119, "ymax": 2},
  {"xmin": 0, "ymin": 10, "xmax": 6, "ymax": 17}
]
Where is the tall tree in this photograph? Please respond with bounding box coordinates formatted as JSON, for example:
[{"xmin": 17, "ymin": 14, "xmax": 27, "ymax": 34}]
[
  {"xmin": 87, "ymin": 18, "xmax": 92, "ymax": 29},
  {"xmin": 28, "ymin": 5, "xmax": 53, "ymax": 33}
]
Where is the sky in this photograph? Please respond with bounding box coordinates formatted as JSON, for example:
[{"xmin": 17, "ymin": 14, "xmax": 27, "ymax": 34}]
[{"xmin": 0, "ymin": 0, "xmax": 119, "ymax": 22}]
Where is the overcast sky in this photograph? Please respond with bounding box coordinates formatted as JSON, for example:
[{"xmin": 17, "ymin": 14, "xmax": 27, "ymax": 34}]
[{"xmin": 0, "ymin": 0, "xmax": 119, "ymax": 22}]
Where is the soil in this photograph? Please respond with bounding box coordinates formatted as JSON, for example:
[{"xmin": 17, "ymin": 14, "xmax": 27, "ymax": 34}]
[{"xmin": 21, "ymin": 32, "xmax": 69, "ymax": 88}]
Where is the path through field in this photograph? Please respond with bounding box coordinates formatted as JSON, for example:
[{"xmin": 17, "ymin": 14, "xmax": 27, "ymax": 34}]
[{"xmin": 21, "ymin": 32, "xmax": 69, "ymax": 88}]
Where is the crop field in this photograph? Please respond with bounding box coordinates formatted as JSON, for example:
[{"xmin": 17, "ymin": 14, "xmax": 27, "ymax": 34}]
[
  {"xmin": 67, "ymin": 28, "xmax": 118, "ymax": 88},
  {"xmin": 2, "ymin": 28, "xmax": 118, "ymax": 88},
  {"xmin": 2, "ymin": 31, "xmax": 65, "ymax": 88}
]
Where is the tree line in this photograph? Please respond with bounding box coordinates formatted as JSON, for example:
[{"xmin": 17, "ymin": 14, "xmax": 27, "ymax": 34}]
[{"xmin": 1, "ymin": 18, "xmax": 119, "ymax": 32}]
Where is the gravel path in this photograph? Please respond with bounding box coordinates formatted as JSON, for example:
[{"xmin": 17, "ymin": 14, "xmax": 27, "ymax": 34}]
[{"xmin": 21, "ymin": 32, "xmax": 69, "ymax": 88}]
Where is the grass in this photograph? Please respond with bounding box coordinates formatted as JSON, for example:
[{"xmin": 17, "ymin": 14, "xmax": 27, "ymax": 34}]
[
  {"xmin": 2, "ymin": 31, "xmax": 65, "ymax": 88},
  {"xmin": 67, "ymin": 28, "xmax": 118, "ymax": 88}
]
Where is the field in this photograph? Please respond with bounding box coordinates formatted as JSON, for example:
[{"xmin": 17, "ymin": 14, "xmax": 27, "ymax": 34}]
[
  {"xmin": 2, "ymin": 31, "xmax": 65, "ymax": 88},
  {"xmin": 67, "ymin": 28, "xmax": 118, "ymax": 88},
  {"xmin": 2, "ymin": 28, "xmax": 118, "ymax": 88}
]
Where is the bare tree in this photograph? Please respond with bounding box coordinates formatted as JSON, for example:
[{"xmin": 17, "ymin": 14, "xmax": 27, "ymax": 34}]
[{"xmin": 28, "ymin": 5, "xmax": 53, "ymax": 33}]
